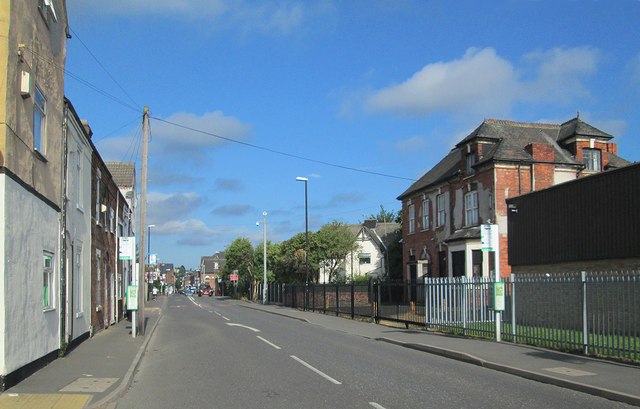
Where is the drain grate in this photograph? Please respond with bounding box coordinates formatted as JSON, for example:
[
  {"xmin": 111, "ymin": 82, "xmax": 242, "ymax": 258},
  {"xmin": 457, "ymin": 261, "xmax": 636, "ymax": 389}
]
[{"xmin": 542, "ymin": 367, "xmax": 596, "ymax": 377}]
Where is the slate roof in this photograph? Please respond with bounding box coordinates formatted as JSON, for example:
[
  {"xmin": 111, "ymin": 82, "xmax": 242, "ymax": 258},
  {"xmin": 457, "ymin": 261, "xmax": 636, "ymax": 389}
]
[
  {"xmin": 106, "ymin": 162, "xmax": 135, "ymax": 188},
  {"xmin": 398, "ymin": 116, "xmax": 625, "ymax": 200}
]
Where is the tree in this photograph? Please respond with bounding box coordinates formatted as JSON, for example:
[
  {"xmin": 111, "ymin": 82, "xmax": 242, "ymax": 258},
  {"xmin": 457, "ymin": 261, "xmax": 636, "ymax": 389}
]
[
  {"xmin": 366, "ymin": 205, "xmax": 401, "ymax": 223},
  {"xmin": 314, "ymin": 221, "xmax": 360, "ymax": 283},
  {"xmin": 272, "ymin": 233, "xmax": 311, "ymax": 283},
  {"xmin": 223, "ymin": 238, "xmax": 255, "ymax": 300}
]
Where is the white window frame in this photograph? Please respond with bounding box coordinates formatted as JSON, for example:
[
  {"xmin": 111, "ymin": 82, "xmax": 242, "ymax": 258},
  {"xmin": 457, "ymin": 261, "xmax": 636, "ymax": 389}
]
[
  {"xmin": 465, "ymin": 191, "xmax": 479, "ymax": 226},
  {"xmin": 421, "ymin": 198, "xmax": 430, "ymax": 231},
  {"xmin": 34, "ymin": 86, "xmax": 46, "ymax": 154},
  {"xmin": 583, "ymin": 148, "xmax": 601, "ymax": 172},
  {"xmin": 43, "ymin": 251, "xmax": 54, "ymax": 309},
  {"xmin": 109, "ymin": 207, "xmax": 115, "ymax": 233},
  {"xmin": 436, "ymin": 194, "xmax": 446, "ymax": 227},
  {"xmin": 95, "ymin": 170, "xmax": 101, "ymax": 223},
  {"xmin": 408, "ymin": 203, "xmax": 415, "ymax": 234},
  {"xmin": 76, "ymin": 147, "xmax": 84, "ymax": 211},
  {"xmin": 74, "ymin": 243, "xmax": 83, "ymax": 316}
]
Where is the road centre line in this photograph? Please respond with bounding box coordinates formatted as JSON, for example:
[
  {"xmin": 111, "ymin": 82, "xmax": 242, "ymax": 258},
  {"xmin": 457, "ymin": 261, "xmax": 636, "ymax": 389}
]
[
  {"xmin": 226, "ymin": 323, "xmax": 259, "ymax": 332},
  {"xmin": 369, "ymin": 402, "xmax": 387, "ymax": 409},
  {"xmin": 221, "ymin": 316, "xmax": 230, "ymax": 321},
  {"xmin": 290, "ymin": 355, "xmax": 342, "ymax": 385},
  {"xmin": 256, "ymin": 336, "xmax": 281, "ymax": 349}
]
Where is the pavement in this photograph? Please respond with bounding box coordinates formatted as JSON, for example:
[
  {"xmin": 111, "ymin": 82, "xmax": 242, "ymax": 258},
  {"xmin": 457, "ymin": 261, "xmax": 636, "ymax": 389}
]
[{"xmin": 1, "ymin": 295, "xmax": 638, "ymax": 408}]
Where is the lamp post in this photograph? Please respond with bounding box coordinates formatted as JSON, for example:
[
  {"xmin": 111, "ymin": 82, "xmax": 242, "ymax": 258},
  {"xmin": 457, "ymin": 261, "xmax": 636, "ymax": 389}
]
[
  {"xmin": 262, "ymin": 211, "xmax": 268, "ymax": 305},
  {"xmin": 295, "ymin": 176, "xmax": 309, "ymax": 310},
  {"xmin": 147, "ymin": 224, "xmax": 155, "ymax": 301}
]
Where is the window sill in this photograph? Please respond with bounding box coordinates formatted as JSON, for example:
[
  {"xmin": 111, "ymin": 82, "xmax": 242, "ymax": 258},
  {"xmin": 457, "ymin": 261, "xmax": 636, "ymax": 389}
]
[
  {"xmin": 75, "ymin": 312, "xmax": 84, "ymax": 318},
  {"xmin": 43, "ymin": 307, "xmax": 56, "ymax": 313}
]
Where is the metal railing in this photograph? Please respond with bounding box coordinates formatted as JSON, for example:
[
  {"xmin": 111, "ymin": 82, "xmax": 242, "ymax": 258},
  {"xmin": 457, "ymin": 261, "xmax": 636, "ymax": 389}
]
[{"xmin": 257, "ymin": 270, "xmax": 640, "ymax": 363}]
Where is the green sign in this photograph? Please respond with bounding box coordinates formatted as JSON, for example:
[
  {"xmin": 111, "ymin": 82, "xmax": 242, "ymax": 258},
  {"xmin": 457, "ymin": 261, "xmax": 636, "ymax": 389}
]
[
  {"xmin": 127, "ymin": 285, "xmax": 138, "ymax": 310},
  {"xmin": 494, "ymin": 281, "xmax": 505, "ymax": 311}
]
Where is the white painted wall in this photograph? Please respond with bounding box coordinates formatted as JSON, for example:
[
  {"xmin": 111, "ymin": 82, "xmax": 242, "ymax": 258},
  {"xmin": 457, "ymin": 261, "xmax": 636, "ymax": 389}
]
[
  {"xmin": 1, "ymin": 176, "xmax": 60, "ymax": 375},
  {"xmin": 66, "ymin": 118, "xmax": 93, "ymax": 340}
]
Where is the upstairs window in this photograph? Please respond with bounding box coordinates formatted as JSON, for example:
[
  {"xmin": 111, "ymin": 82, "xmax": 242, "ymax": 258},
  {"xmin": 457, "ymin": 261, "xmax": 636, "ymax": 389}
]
[
  {"xmin": 466, "ymin": 153, "xmax": 476, "ymax": 176},
  {"xmin": 95, "ymin": 170, "xmax": 101, "ymax": 223},
  {"xmin": 38, "ymin": 0, "xmax": 58, "ymax": 26},
  {"xmin": 408, "ymin": 203, "xmax": 415, "ymax": 234},
  {"xmin": 436, "ymin": 194, "xmax": 446, "ymax": 227},
  {"xmin": 421, "ymin": 198, "xmax": 430, "ymax": 230},
  {"xmin": 464, "ymin": 191, "xmax": 479, "ymax": 226},
  {"xmin": 583, "ymin": 148, "xmax": 601, "ymax": 172},
  {"xmin": 359, "ymin": 253, "xmax": 371, "ymax": 265},
  {"xmin": 34, "ymin": 87, "xmax": 46, "ymax": 154}
]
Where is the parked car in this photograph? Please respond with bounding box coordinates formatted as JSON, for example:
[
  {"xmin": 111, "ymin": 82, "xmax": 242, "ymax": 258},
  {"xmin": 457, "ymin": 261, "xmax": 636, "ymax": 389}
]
[{"xmin": 198, "ymin": 284, "xmax": 213, "ymax": 297}]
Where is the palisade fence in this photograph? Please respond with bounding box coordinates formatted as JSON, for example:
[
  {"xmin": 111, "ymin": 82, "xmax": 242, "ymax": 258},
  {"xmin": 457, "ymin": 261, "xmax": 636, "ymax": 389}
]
[{"xmin": 258, "ymin": 270, "xmax": 640, "ymax": 363}]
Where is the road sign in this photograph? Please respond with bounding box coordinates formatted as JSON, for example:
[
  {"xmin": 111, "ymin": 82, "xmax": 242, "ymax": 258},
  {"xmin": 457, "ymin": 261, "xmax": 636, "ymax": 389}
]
[
  {"xmin": 230, "ymin": 273, "xmax": 239, "ymax": 281},
  {"xmin": 119, "ymin": 237, "xmax": 135, "ymax": 260},
  {"xmin": 481, "ymin": 224, "xmax": 499, "ymax": 252},
  {"xmin": 127, "ymin": 285, "xmax": 138, "ymax": 310}
]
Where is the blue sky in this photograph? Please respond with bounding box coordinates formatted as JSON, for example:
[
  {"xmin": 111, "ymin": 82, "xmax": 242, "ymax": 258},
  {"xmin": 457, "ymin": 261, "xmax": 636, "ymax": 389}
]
[{"xmin": 64, "ymin": 1, "xmax": 640, "ymax": 269}]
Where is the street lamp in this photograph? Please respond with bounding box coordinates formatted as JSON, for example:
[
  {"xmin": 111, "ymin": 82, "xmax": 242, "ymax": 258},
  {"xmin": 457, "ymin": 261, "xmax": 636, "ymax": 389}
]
[
  {"xmin": 295, "ymin": 176, "xmax": 309, "ymax": 310},
  {"xmin": 262, "ymin": 211, "xmax": 267, "ymax": 305}
]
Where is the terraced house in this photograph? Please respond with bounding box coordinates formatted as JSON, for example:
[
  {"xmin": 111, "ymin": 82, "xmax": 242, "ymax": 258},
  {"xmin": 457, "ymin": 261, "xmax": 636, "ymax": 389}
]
[{"xmin": 397, "ymin": 115, "xmax": 631, "ymax": 283}]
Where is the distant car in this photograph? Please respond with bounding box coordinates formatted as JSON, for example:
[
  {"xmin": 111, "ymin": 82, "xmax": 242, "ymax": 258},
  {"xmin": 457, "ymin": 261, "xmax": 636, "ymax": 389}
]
[{"xmin": 198, "ymin": 285, "xmax": 213, "ymax": 297}]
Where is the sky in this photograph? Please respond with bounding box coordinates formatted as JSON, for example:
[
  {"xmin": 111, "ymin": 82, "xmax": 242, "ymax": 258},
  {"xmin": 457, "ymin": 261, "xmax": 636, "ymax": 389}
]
[{"xmin": 64, "ymin": 1, "xmax": 640, "ymax": 269}]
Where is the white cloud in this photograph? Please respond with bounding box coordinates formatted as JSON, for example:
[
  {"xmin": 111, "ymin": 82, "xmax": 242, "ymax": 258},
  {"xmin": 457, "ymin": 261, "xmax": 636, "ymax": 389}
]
[
  {"xmin": 364, "ymin": 47, "xmax": 600, "ymax": 118},
  {"xmin": 152, "ymin": 111, "xmax": 252, "ymax": 156},
  {"xmin": 366, "ymin": 48, "xmax": 519, "ymax": 117},
  {"xmin": 211, "ymin": 204, "xmax": 255, "ymax": 217},
  {"xmin": 148, "ymin": 191, "xmax": 205, "ymax": 222},
  {"xmin": 70, "ymin": 1, "xmax": 333, "ymax": 35}
]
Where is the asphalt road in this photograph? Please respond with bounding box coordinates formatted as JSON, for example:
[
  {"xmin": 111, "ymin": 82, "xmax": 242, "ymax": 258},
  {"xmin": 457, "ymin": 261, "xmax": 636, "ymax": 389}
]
[{"xmin": 113, "ymin": 295, "xmax": 634, "ymax": 409}]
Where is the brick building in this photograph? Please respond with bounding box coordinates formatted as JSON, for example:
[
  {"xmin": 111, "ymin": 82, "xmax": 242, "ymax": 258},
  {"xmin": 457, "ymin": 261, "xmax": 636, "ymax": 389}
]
[{"xmin": 397, "ymin": 115, "xmax": 631, "ymax": 283}]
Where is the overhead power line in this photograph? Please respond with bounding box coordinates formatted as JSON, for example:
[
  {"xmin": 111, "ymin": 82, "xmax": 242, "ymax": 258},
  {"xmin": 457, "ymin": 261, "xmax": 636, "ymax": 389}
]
[{"xmin": 150, "ymin": 116, "xmax": 417, "ymax": 182}]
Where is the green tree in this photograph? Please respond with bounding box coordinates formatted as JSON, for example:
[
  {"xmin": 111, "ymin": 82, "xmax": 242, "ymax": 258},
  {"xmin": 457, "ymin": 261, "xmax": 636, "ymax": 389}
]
[
  {"xmin": 315, "ymin": 221, "xmax": 359, "ymax": 283},
  {"xmin": 223, "ymin": 238, "xmax": 255, "ymax": 299},
  {"xmin": 272, "ymin": 233, "xmax": 310, "ymax": 283},
  {"xmin": 366, "ymin": 205, "xmax": 401, "ymax": 223}
]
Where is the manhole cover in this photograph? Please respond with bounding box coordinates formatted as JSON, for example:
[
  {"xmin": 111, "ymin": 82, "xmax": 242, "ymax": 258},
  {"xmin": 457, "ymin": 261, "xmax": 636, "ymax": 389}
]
[
  {"xmin": 60, "ymin": 377, "xmax": 119, "ymax": 392},
  {"xmin": 542, "ymin": 367, "xmax": 596, "ymax": 377}
]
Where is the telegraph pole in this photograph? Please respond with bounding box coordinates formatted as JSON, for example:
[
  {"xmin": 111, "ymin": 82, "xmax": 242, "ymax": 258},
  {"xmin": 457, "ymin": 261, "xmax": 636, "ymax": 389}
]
[{"xmin": 136, "ymin": 107, "xmax": 149, "ymax": 337}]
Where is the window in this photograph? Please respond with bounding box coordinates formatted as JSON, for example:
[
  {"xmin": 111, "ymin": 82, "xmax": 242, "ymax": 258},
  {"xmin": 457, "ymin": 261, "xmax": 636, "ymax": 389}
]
[
  {"xmin": 95, "ymin": 170, "xmax": 101, "ymax": 222},
  {"xmin": 74, "ymin": 244, "xmax": 83, "ymax": 315},
  {"xmin": 109, "ymin": 208, "xmax": 115, "ymax": 233},
  {"xmin": 43, "ymin": 252, "xmax": 54, "ymax": 309},
  {"xmin": 583, "ymin": 148, "xmax": 601, "ymax": 172},
  {"xmin": 465, "ymin": 191, "xmax": 478, "ymax": 226},
  {"xmin": 408, "ymin": 203, "xmax": 415, "ymax": 234},
  {"xmin": 421, "ymin": 198, "xmax": 430, "ymax": 230},
  {"xmin": 359, "ymin": 253, "xmax": 371, "ymax": 264},
  {"xmin": 76, "ymin": 148, "xmax": 83, "ymax": 210},
  {"xmin": 466, "ymin": 153, "xmax": 476, "ymax": 176},
  {"xmin": 38, "ymin": 0, "xmax": 58, "ymax": 25},
  {"xmin": 34, "ymin": 87, "xmax": 46, "ymax": 154},
  {"xmin": 436, "ymin": 194, "xmax": 446, "ymax": 227}
]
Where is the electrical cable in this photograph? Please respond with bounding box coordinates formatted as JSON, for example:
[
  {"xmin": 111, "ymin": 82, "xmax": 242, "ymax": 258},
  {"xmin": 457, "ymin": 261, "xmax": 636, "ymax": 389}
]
[{"xmin": 150, "ymin": 116, "xmax": 417, "ymax": 182}]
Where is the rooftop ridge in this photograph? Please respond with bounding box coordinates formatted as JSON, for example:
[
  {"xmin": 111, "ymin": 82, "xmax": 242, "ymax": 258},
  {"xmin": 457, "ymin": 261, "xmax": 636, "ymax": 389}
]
[{"xmin": 484, "ymin": 118, "xmax": 560, "ymax": 129}]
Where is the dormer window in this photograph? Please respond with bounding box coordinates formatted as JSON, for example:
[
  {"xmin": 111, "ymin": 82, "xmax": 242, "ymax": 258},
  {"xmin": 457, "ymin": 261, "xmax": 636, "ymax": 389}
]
[
  {"xmin": 583, "ymin": 148, "xmax": 601, "ymax": 172},
  {"xmin": 466, "ymin": 153, "xmax": 476, "ymax": 176}
]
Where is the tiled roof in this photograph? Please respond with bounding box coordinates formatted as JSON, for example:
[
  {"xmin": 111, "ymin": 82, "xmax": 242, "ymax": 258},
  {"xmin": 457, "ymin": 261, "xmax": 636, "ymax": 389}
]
[
  {"xmin": 398, "ymin": 116, "xmax": 623, "ymax": 199},
  {"xmin": 106, "ymin": 162, "xmax": 135, "ymax": 188}
]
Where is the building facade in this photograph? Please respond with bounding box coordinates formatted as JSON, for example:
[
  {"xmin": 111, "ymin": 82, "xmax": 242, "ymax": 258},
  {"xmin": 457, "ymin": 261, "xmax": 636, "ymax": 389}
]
[
  {"xmin": 0, "ymin": 0, "xmax": 69, "ymax": 389},
  {"xmin": 397, "ymin": 116, "xmax": 630, "ymax": 284}
]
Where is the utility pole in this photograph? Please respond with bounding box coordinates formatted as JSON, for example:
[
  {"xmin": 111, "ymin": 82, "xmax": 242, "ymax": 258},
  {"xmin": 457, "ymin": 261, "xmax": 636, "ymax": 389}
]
[{"xmin": 136, "ymin": 107, "xmax": 149, "ymax": 337}]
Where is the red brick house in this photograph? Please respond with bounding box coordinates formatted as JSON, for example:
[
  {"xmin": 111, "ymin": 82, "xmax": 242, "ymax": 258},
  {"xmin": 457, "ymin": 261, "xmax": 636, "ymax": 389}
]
[{"xmin": 397, "ymin": 115, "xmax": 631, "ymax": 283}]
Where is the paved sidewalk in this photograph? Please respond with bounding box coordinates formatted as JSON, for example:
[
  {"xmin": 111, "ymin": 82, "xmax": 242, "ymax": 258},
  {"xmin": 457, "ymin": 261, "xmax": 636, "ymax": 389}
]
[
  {"xmin": 0, "ymin": 298, "xmax": 164, "ymax": 409},
  {"xmin": 240, "ymin": 301, "xmax": 640, "ymax": 407}
]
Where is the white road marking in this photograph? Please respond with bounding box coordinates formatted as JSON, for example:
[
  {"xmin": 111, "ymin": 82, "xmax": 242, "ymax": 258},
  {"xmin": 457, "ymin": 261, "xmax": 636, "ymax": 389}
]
[
  {"xmin": 226, "ymin": 323, "xmax": 259, "ymax": 332},
  {"xmin": 221, "ymin": 316, "xmax": 230, "ymax": 321},
  {"xmin": 369, "ymin": 403, "xmax": 387, "ymax": 409},
  {"xmin": 290, "ymin": 355, "xmax": 342, "ymax": 385},
  {"xmin": 256, "ymin": 336, "xmax": 281, "ymax": 349}
]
